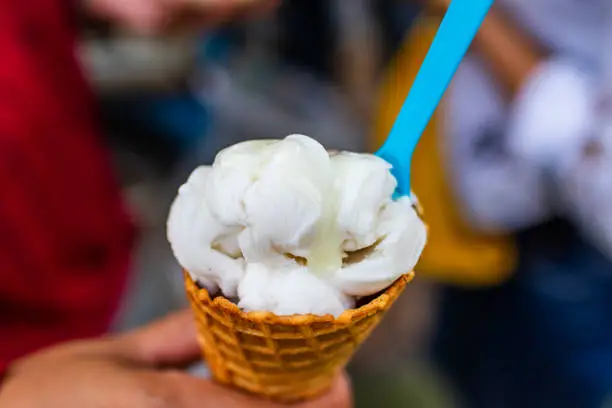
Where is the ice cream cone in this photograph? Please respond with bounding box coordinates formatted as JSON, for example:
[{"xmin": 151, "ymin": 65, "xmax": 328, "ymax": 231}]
[{"xmin": 184, "ymin": 270, "xmax": 415, "ymax": 403}]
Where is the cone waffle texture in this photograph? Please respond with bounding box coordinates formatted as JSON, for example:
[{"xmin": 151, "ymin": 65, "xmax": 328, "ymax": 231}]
[{"xmin": 184, "ymin": 271, "xmax": 414, "ymax": 402}]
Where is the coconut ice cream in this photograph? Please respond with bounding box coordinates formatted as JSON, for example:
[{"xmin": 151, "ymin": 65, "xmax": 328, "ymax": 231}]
[{"xmin": 167, "ymin": 134, "xmax": 426, "ymax": 317}]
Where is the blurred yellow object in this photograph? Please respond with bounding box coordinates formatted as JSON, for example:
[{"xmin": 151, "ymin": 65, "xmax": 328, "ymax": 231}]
[{"xmin": 372, "ymin": 16, "xmax": 516, "ymax": 286}]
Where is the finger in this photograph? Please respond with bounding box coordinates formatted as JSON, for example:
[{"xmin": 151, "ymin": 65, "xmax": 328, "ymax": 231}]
[
  {"xmin": 298, "ymin": 374, "xmax": 353, "ymax": 408},
  {"xmin": 87, "ymin": 0, "xmax": 169, "ymax": 34},
  {"xmin": 156, "ymin": 372, "xmax": 283, "ymax": 408},
  {"xmin": 221, "ymin": 2, "xmax": 278, "ymax": 28},
  {"xmin": 165, "ymin": 0, "xmax": 279, "ymax": 32},
  {"xmin": 228, "ymin": 0, "xmax": 281, "ymax": 19},
  {"xmin": 159, "ymin": 0, "xmax": 237, "ymax": 35},
  {"xmin": 180, "ymin": 0, "xmax": 278, "ymax": 13},
  {"xmin": 181, "ymin": 0, "xmax": 238, "ymax": 21},
  {"xmin": 114, "ymin": 309, "xmax": 201, "ymax": 368},
  {"xmin": 157, "ymin": 371, "xmax": 352, "ymax": 408}
]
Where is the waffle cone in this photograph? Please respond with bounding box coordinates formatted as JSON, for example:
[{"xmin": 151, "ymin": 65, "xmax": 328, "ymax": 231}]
[{"xmin": 184, "ymin": 271, "xmax": 414, "ymax": 402}]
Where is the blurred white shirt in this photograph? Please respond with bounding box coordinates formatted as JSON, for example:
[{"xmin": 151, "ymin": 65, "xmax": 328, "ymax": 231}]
[{"xmin": 445, "ymin": 0, "xmax": 612, "ymax": 257}]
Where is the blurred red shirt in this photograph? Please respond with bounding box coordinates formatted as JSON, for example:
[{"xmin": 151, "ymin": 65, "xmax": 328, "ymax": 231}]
[{"xmin": 0, "ymin": 0, "xmax": 135, "ymax": 373}]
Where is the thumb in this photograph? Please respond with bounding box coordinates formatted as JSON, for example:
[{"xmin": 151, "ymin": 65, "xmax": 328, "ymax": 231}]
[
  {"xmin": 298, "ymin": 374, "xmax": 353, "ymax": 408},
  {"xmin": 114, "ymin": 309, "xmax": 202, "ymax": 367}
]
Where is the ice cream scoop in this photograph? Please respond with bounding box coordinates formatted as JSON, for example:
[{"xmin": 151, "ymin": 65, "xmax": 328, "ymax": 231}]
[{"xmin": 167, "ymin": 134, "xmax": 427, "ymax": 316}]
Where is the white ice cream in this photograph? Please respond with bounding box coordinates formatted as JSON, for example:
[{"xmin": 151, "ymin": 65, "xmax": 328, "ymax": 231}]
[{"xmin": 167, "ymin": 135, "xmax": 427, "ymax": 316}]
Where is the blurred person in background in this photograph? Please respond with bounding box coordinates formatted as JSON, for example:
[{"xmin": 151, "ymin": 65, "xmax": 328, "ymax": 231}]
[
  {"xmin": 0, "ymin": 0, "xmax": 351, "ymax": 406},
  {"xmin": 376, "ymin": 0, "xmax": 611, "ymax": 407},
  {"xmin": 416, "ymin": 1, "xmax": 611, "ymax": 407}
]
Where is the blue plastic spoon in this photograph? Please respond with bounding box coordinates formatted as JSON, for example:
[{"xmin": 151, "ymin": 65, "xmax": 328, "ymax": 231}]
[{"xmin": 376, "ymin": 0, "xmax": 494, "ymax": 198}]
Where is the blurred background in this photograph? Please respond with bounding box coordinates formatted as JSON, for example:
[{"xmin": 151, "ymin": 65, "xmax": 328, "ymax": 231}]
[{"xmin": 16, "ymin": 0, "xmax": 611, "ymax": 407}]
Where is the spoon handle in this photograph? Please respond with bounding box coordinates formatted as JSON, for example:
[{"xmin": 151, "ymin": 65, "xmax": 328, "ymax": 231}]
[{"xmin": 379, "ymin": 0, "xmax": 493, "ymax": 194}]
